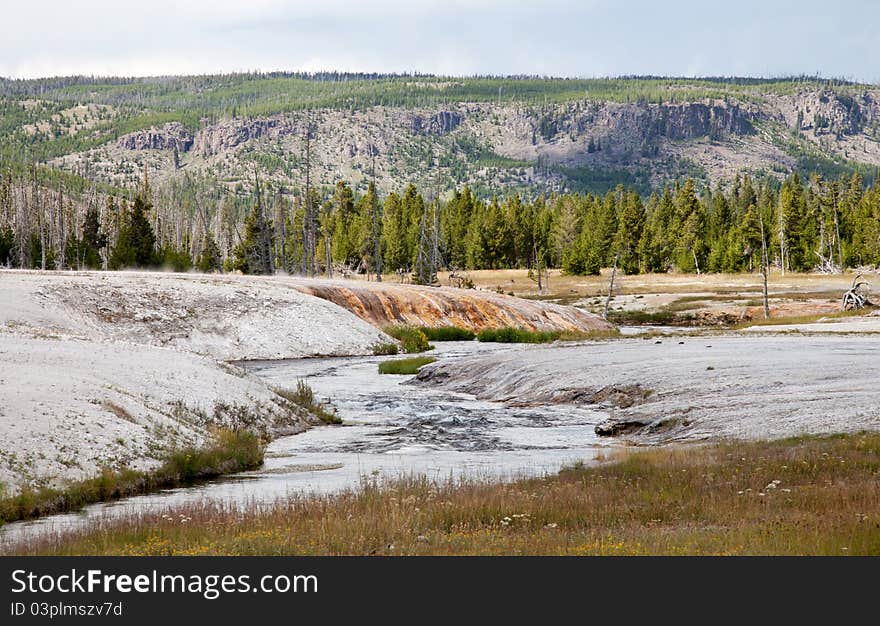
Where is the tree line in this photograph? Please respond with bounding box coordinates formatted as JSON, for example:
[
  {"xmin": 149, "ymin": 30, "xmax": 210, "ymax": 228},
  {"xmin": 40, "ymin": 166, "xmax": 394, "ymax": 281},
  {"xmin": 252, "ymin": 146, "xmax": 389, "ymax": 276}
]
[{"xmin": 2, "ymin": 167, "xmax": 880, "ymax": 280}]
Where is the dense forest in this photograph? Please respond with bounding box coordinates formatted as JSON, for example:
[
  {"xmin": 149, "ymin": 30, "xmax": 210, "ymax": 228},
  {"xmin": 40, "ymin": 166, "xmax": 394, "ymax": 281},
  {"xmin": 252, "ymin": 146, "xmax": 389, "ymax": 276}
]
[{"xmin": 1, "ymin": 165, "xmax": 878, "ymax": 279}]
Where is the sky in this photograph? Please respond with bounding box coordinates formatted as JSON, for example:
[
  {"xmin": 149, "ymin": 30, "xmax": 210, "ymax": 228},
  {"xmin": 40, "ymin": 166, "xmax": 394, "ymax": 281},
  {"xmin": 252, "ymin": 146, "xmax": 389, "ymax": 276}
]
[{"xmin": 2, "ymin": 0, "xmax": 878, "ymax": 82}]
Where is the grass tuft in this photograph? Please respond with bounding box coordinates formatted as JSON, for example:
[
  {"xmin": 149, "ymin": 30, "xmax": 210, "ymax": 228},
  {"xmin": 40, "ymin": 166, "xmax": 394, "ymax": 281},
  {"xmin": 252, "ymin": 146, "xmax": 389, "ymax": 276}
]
[
  {"xmin": 371, "ymin": 342, "xmax": 399, "ymax": 355},
  {"xmin": 378, "ymin": 356, "xmax": 437, "ymax": 375},
  {"xmin": 275, "ymin": 380, "xmax": 341, "ymax": 425}
]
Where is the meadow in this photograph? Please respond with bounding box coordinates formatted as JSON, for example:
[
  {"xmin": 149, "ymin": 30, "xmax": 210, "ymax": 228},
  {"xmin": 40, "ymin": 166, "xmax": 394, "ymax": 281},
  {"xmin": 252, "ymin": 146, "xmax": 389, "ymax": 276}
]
[{"xmin": 9, "ymin": 433, "xmax": 880, "ymax": 556}]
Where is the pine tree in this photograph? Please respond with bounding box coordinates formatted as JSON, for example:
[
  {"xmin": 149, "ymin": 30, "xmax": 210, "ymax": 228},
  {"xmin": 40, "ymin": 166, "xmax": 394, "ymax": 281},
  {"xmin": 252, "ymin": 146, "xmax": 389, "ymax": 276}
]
[
  {"xmin": 0, "ymin": 225, "xmax": 13, "ymax": 267},
  {"xmin": 442, "ymin": 186, "xmax": 475, "ymax": 269},
  {"xmin": 614, "ymin": 190, "xmax": 645, "ymax": 273},
  {"xmin": 232, "ymin": 203, "xmax": 274, "ymax": 274},
  {"xmin": 555, "ymin": 195, "xmax": 583, "ymax": 274},
  {"xmin": 196, "ymin": 232, "xmax": 221, "ymax": 273},
  {"xmin": 330, "ymin": 181, "xmax": 358, "ymax": 266},
  {"xmin": 381, "ymin": 192, "xmax": 407, "ymax": 272},
  {"xmin": 109, "ymin": 194, "xmax": 157, "ymax": 269},
  {"xmin": 79, "ymin": 205, "xmax": 106, "ymax": 269},
  {"xmin": 671, "ymin": 180, "xmax": 706, "ymax": 272},
  {"xmin": 778, "ymin": 173, "xmax": 808, "ymax": 271}
]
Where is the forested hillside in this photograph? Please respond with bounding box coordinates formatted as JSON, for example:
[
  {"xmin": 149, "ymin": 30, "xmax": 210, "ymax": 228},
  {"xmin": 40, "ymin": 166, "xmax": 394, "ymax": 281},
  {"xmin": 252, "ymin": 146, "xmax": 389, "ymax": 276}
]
[{"xmin": 1, "ymin": 73, "xmax": 880, "ymax": 277}]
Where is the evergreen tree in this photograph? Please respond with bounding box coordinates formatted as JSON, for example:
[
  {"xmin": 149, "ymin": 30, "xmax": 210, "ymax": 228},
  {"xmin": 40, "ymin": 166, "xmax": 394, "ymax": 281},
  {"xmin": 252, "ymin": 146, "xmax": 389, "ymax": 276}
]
[
  {"xmin": 78, "ymin": 206, "xmax": 106, "ymax": 269},
  {"xmin": 778, "ymin": 173, "xmax": 809, "ymax": 271},
  {"xmin": 232, "ymin": 203, "xmax": 274, "ymax": 274},
  {"xmin": 0, "ymin": 225, "xmax": 13, "ymax": 267},
  {"xmin": 381, "ymin": 192, "xmax": 408, "ymax": 271},
  {"xmin": 357, "ymin": 181, "xmax": 382, "ymax": 275},
  {"xmin": 555, "ymin": 195, "xmax": 583, "ymax": 274},
  {"xmin": 197, "ymin": 232, "xmax": 222, "ymax": 273},
  {"xmin": 401, "ymin": 184, "xmax": 423, "ymax": 268},
  {"xmin": 330, "ymin": 181, "xmax": 358, "ymax": 266},
  {"xmin": 109, "ymin": 194, "xmax": 157, "ymax": 269},
  {"xmin": 614, "ymin": 190, "xmax": 645, "ymax": 274},
  {"xmin": 671, "ymin": 180, "xmax": 706, "ymax": 272}
]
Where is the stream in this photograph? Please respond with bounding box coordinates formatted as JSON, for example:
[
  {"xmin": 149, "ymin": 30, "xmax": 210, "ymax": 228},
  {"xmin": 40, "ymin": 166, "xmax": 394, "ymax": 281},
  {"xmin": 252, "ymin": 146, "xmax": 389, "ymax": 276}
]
[{"xmin": 0, "ymin": 341, "xmax": 613, "ymax": 546}]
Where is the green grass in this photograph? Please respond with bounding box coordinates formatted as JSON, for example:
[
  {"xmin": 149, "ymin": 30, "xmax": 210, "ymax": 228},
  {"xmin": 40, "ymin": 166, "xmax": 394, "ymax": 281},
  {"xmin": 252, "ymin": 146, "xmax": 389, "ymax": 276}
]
[
  {"xmin": 476, "ymin": 326, "xmax": 621, "ymax": 343},
  {"xmin": 606, "ymin": 310, "xmax": 684, "ymax": 326},
  {"xmin": 14, "ymin": 432, "xmax": 880, "ymax": 556},
  {"xmin": 378, "ymin": 356, "xmax": 437, "ymax": 375},
  {"xmin": 476, "ymin": 327, "xmax": 561, "ymax": 343},
  {"xmin": 383, "ymin": 325, "xmax": 434, "ymax": 353},
  {"xmin": 419, "ymin": 326, "xmax": 476, "ymax": 341},
  {"xmin": 274, "ymin": 380, "xmax": 341, "ymax": 425},
  {"xmin": 0, "ymin": 430, "xmax": 264, "ymax": 526},
  {"xmin": 556, "ymin": 328, "xmax": 622, "ymax": 341},
  {"xmin": 371, "ymin": 342, "xmax": 399, "ymax": 355}
]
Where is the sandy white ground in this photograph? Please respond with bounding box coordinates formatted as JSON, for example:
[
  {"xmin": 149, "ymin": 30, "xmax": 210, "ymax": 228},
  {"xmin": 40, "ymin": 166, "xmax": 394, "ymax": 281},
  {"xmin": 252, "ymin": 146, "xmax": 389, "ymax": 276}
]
[
  {"xmin": 0, "ymin": 335, "xmax": 319, "ymax": 493},
  {"xmin": 1, "ymin": 270, "xmax": 390, "ymax": 360},
  {"xmin": 0, "ymin": 270, "xmax": 397, "ymax": 494},
  {"xmin": 414, "ymin": 334, "xmax": 880, "ymax": 443}
]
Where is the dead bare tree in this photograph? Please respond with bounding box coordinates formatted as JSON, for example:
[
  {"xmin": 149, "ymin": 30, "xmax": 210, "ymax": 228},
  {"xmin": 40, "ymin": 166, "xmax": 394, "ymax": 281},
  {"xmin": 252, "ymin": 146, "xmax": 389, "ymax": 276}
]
[
  {"xmin": 528, "ymin": 242, "xmax": 548, "ymax": 295},
  {"xmin": 301, "ymin": 115, "xmax": 316, "ymax": 276},
  {"xmin": 603, "ymin": 250, "xmax": 620, "ymax": 320},
  {"xmin": 369, "ymin": 141, "xmax": 382, "ymax": 282},
  {"xmin": 759, "ymin": 211, "xmax": 770, "ymax": 319},
  {"xmin": 448, "ymin": 266, "xmax": 474, "ymax": 289},
  {"xmin": 842, "ymin": 274, "xmax": 871, "ymax": 311}
]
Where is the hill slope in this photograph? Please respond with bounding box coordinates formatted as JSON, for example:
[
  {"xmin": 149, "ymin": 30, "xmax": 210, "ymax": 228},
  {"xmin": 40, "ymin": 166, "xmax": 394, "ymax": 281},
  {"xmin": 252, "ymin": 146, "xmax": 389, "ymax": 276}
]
[{"xmin": 2, "ymin": 74, "xmax": 878, "ymax": 196}]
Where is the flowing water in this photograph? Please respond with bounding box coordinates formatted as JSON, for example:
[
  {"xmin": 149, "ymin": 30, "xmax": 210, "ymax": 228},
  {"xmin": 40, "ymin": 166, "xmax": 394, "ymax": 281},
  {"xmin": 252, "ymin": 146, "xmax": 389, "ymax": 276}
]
[{"xmin": 0, "ymin": 341, "xmax": 612, "ymax": 546}]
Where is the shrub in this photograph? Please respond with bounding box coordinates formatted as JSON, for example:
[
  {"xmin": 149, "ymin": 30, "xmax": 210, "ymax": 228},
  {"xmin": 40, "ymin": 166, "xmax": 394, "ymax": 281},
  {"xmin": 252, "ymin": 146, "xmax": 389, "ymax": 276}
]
[
  {"xmin": 378, "ymin": 356, "xmax": 437, "ymax": 375},
  {"xmin": 419, "ymin": 326, "xmax": 476, "ymax": 341},
  {"xmin": 383, "ymin": 325, "xmax": 434, "ymax": 353},
  {"xmin": 372, "ymin": 342, "xmax": 399, "ymax": 355}
]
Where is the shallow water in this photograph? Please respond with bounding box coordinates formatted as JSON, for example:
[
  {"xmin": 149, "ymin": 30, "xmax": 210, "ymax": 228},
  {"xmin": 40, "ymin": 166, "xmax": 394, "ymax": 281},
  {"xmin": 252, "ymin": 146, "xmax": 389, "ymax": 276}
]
[{"xmin": 0, "ymin": 341, "xmax": 612, "ymax": 547}]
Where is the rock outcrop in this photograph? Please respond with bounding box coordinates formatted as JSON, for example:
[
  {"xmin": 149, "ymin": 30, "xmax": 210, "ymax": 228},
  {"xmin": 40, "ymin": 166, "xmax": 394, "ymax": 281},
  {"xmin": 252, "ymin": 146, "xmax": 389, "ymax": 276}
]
[
  {"xmin": 192, "ymin": 118, "xmax": 295, "ymax": 156},
  {"xmin": 410, "ymin": 111, "xmax": 463, "ymax": 135},
  {"xmin": 59, "ymin": 86, "xmax": 880, "ymax": 199},
  {"xmin": 116, "ymin": 122, "xmax": 193, "ymax": 151}
]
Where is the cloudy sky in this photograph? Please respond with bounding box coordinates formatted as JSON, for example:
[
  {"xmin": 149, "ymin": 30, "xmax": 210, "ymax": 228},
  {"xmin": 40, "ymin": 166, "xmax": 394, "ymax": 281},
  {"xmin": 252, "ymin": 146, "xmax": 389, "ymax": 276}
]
[{"xmin": 3, "ymin": 0, "xmax": 878, "ymax": 81}]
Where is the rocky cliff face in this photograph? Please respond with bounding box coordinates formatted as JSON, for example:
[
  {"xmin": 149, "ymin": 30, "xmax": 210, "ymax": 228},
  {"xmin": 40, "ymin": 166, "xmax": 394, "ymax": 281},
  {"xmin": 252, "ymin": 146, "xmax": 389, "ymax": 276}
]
[
  {"xmin": 410, "ymin": 111, "xmax": 463, "ymax": 135},
  {"xmin": 536, "ymin": 100, "xmax": 755, "ymax": 143},
  {"xmin": 788, "ymin": 90, "xmax": 878, "ymax": 135},
  {"xmin": 192, "ymin": 118, "xmax": 299, "ymax": 156},
  {"xmin": 80, "ymin": 86, "xmax": 880, "ymax": 195},
  {"xmin": 116, "ymin": 122, "xmax": 193, "ymax": 151}
]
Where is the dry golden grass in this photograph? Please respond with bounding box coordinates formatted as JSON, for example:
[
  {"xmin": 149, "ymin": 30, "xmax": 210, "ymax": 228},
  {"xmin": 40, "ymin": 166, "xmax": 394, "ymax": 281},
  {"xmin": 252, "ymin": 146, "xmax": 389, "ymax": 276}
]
[
  {"xmin": 9, "ymin": 433, "xmax": 880, "ymax": 556},
  {"xmin": 430, "ymin": 269, "xmax": 855, "ymax": 299},
  {"xmin": 735, "ymin": 307, "xmax": 876, "ymax": 328}
]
